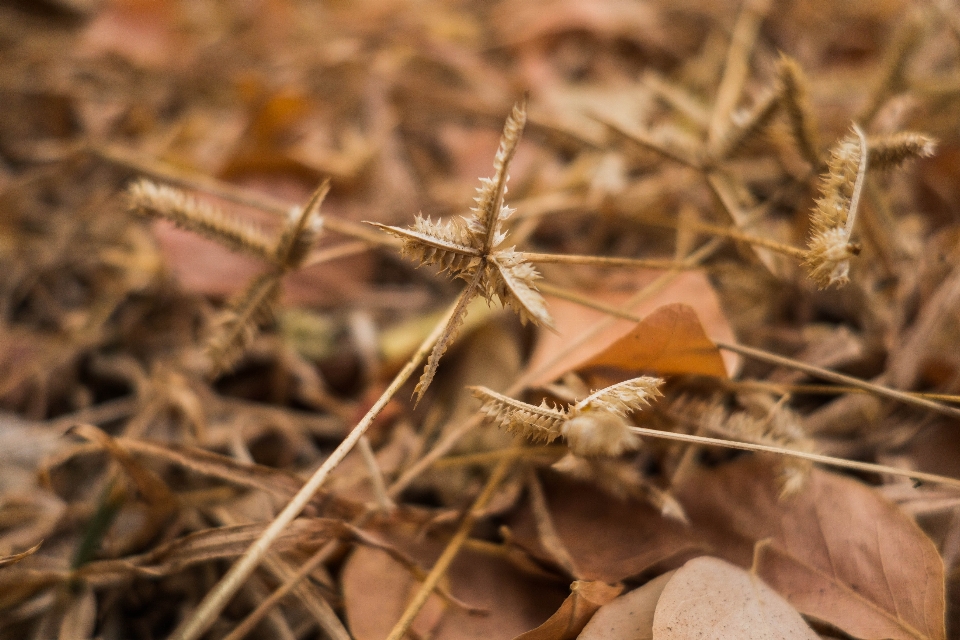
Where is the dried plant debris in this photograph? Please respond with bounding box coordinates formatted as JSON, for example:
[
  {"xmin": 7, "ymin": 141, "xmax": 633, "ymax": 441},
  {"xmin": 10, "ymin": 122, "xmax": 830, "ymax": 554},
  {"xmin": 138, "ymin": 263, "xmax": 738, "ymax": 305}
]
[
  {"xmin": 372, "ymin": 101, "xmax": 554, "ymax": 401},
  {"xmin": 804, "ymin": 127, "xmax": 935, "ymax": 288},
  {"xmin": 670, "ymin": 395, "xmax": 815, "ymax": 498},
  {"xmin": 127, "ymin": 178, "xmax": 328, "ymax": 374},
  {"xmin": 2, "ymin": 2, "xmax": 960, "ymax": 639},
  {"xmin": 472, "ymin": 377, "xmax": 663, "ymax": 457}
]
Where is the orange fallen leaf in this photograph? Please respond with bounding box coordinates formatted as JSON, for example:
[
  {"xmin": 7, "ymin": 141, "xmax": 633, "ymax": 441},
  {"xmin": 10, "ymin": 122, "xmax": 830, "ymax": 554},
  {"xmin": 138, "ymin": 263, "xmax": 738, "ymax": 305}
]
[
  {"xmin": 576, "ymin": 303, "xmax": 728, "ymax": 379},
  {"xmin": 529, "ymin": 270, "xmax": 737, "ymax": 386},
  {"xmin": 676, "ymin": 457, "xmax": 946, "ymax": 640},
  {"xmin": 513, "ymin": 580, "xmax": 623, "ymax": 640},
  {"xmin": 652, "ymin": 557, "xmax": 819, "ymax": 640}
]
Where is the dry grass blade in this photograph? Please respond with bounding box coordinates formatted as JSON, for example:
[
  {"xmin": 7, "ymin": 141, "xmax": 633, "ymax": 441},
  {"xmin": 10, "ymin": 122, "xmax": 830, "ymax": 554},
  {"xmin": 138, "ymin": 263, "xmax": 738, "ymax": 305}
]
[
  {"xmin": 69, "ymin": 424, "xmax": 176, "ymax": 508},
  {"xmin": 113, "ymin": 437, "xmax": 307, "ymax": 500},
  {"xmin": 0, "ymin": 541, "xmax": 42, "ymax": 568}
]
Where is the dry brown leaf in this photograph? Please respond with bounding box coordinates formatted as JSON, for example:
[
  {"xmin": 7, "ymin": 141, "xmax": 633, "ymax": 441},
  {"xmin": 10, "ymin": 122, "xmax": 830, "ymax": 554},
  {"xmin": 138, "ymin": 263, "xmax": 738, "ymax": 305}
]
[
  {"xmin": 514, "ymin": 580, "xmax": 623, "ymax": 640},
  {"xmin": 70, "ymin": 424, "xmax": 176, "ymax": 510},
  {"xmin": 652, "ymin": 557, "xmax": 819, "ymax": 640},
  {"xmin": 343, "ymin": 542, "xmax": 568, "ymax": 640},
  {"xmin": 576, "ymin": 303, "xmax": 728, "ymax": 380},
  {"xmin": 578, "ymin": 571, "xmax": 674, "ymax": 640},
  {"xmin": 508, "ymin": 474, "xmax": 705, "ymax": 583},
  {"xmin": 676, "ymin": 457, "xmax": 946, "ymax": 640},
  {"xmin": 342, "ymin": 546, "xmax": 447, "ymax": 640},
  {"xmin": 529, "ymin": 272, "xmax": 737, "ymax": 386},
  {"xmin": 55, "ymin": 436, "xmax": 365, "ymax": 521}
]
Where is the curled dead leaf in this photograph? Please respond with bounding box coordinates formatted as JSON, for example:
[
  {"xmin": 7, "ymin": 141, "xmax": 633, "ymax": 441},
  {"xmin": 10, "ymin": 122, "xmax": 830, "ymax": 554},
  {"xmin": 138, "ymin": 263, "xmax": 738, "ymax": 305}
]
[{"xmin": 652, "ymin": 557, "xmax": 819, "ymax": 640}]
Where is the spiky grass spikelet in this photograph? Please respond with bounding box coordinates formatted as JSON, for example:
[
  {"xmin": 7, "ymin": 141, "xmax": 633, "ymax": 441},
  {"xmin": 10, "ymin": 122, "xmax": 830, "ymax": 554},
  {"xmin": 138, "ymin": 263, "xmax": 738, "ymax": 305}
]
[
  {"xmin": 128, "ymin": 178, "xmax": 329, "ymax": 377},
  {"xmin": 803, "ymin": 127, "xmax": 867, "ymax": 288},
  {"xmin": 671, "ymin": 396, "xmax": 814, "ymax": 498},
  {"xmin": 472, "ymin": 387, "xmax": 566, "ymax": 444},
  {"xmin": 472, "ymin": 376, "xmax": 663, "ymax": 457},
  {"xmin": 485, "ymin": 250, "xmax": 552, "ymax": 326},
  {"xmin": 469, "ymin": 102, "xmax": 526, "ymax": 249},
  {"xmin": 370, "ymin": 100, "xmax": 554, "ymax": 402},
  {"xmin": 776, "ymin": 54, "xmax": 820, "ymax": 166},
  {"xmin": 868, "ymin": 133, "xmax": 937, "ymax": 169},
  {"xmin": 127, "ymin": 179, "xmax": 275, "ymax": 260}
]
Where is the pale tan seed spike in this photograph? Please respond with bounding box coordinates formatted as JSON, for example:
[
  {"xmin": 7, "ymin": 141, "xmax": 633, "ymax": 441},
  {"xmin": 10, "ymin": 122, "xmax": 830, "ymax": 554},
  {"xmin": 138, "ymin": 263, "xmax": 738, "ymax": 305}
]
[
  {"xmin": 412, "ymin": 268, "xmax": 484, "ymax": 405},
  {"xmin": 127, "ymin": 179, "xmax": 274, "ymax": 260},
  {"xmin": 776, "ymin": 53, "xmax": 820, "ymax": 167},
  {"xmin": 571, "ymin": 377, "xmax": 664, "ymax": 418},
  {"xmin": 368, "ymin": 218, "xmax": 481, "ymax": 277},
  {"xmin": 472, "ymin": 99, "xmax": 527, "ymax": 252},
  {"xmin": 205, "ymin": 271, "xmax": 281, "ymax": 375},
  {"xmin": 470, "ymin": 386, "xmax": 566, "ymax": 443},
  {"xmin": 487, "ymin": 251, "xmax": 554, "ymax": 328},
  {"xmin": 803, "ymin": 126, "xmax": 867, "ymax": 288},
  {"xmin": 868, "ymin": 133, "xmax": 937, "ymax": 169}
]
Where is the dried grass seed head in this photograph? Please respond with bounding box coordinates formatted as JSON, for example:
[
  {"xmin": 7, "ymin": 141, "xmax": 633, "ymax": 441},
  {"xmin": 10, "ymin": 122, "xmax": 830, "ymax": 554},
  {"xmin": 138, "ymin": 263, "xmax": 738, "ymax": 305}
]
[
  {"xmin": 776, "ymin": 53, "xmax": 820, "ymax": 165},
  {"xmin": 126, "ymin": 179, "xmax": 274, "ymax": 260},
  {"xmin": 804, "ymin": 125, "xmax": 867, "ymax": 288},
  {"xmin": 472, "ymin": 376, "xmax": 663, "ymax": 457},
  {"xmin": 868, "ymin": 132, "xmax": 937, "ymax": 169},
  {"xmin": 370, "ymin": 100, "xmax": 553, "ymax": 401}
]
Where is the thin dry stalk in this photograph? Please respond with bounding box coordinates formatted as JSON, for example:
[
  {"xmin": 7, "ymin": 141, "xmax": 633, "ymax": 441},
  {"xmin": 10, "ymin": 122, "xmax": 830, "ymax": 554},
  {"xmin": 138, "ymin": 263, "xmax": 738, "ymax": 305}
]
[
  {"xmin": 521, "ymin": 252, "xmax": 694, "ymax": 270},
  {"xmin": 626, "ymin": 426, "xmax": 960, "ymax": 489},
  {"xmin": 708, "ymin": 0, "xmax": 771, "ymax": 146},
  {"xmin": 167, "ymin": 298, "xmax": 460, "ymax": 640},
  {"xmin": 383, "ymin": 455, "xmax": 515, "ymax": 640}
]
